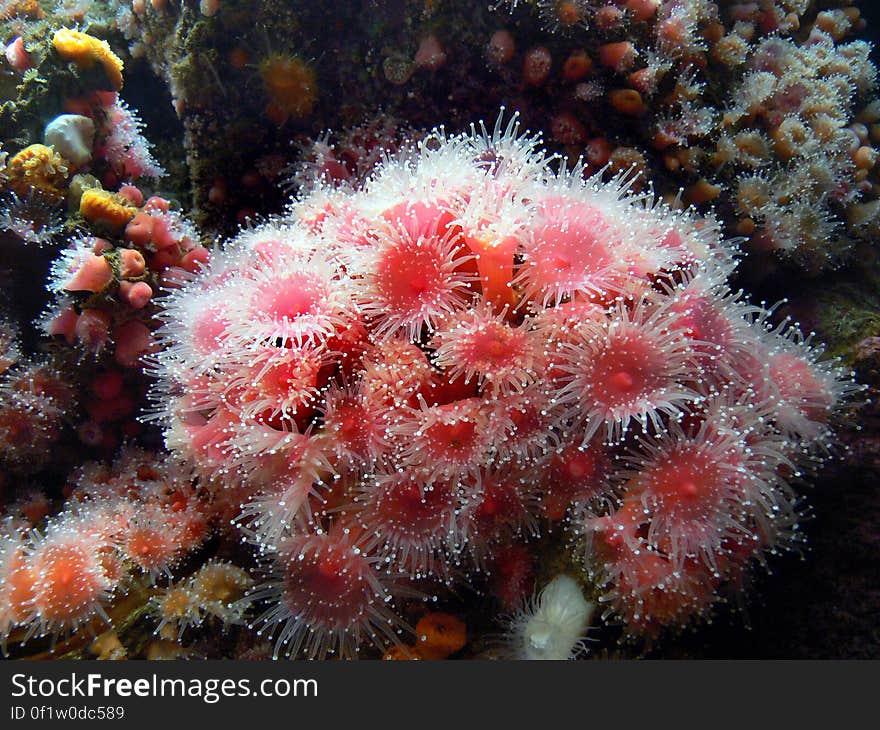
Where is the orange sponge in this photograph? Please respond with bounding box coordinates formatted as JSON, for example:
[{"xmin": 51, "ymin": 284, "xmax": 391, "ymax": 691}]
[
  {"xmin": 6, "ymin": 144, "xmax": 70, "ymax": 202},
  {"xmin": 79, "ymin": 189, "xmax": 137, "ymax": 230},
  {"xmin": 53, "ymin": 29, "xmax": 124, "ymax": 91}
]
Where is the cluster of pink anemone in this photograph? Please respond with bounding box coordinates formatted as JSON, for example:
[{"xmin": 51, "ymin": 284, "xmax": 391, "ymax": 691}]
[{"xmin": 151, "ymin": 114, "xmax": 853, "ymax": 656}]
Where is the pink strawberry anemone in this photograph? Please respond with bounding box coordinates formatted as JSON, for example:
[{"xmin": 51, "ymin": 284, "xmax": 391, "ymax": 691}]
[{"xmin": 149, "ymin": 113, "xmax": 857, "ymax": 656}]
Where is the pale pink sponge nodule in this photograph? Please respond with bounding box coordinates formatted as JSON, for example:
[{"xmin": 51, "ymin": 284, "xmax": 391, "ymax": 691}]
[{"xmin": 149, "ymin": 113, "xmax": 857, "ymax": 656}]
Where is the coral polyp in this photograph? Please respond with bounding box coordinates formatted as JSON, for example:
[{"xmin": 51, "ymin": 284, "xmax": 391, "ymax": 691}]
[
  {"xmin": 249, "ymin": 528, "xmax": 406, "ymax": 660},
  {"xmin": 538, "ymin": 1, "xmax": 592, "ymax": 34},
  {"xmin": 430, "ymin": 304, "xmax": 543, "ymax": 396},
  {"xmin": 23, "ymin": 515, "xmax": 118, "ymax": 641},
  {"xmin": 358, "ymin": 219, "xmax": 476, "ymax": 340},
  {"xmin": 0, "ymin": 191, "xmax": 65, "ymax": 245},
  {"xmin": 259, "ymin": 53, "xmax": 318, "ymax": 125},
  {"xmin": 499, "ymin": 573, "xmax": 594, "ymax": 659},
  {"xmin": 555, "ymin": 301, "xmax": 701, "ymax": 444}
]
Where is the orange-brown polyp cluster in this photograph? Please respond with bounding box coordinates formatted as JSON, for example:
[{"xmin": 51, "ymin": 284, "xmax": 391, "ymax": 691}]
[
  {"xmin": 1, "ymin": 449, "xmax": 209, "ymax": 650},
  {"xmin": 153, "ymin": 561, "xmax": 254, "ymax": 641},
  {"xmin": 150, "ymin": 114, "xmax": 853, "ymax": 657},
  {"xmin": 490, "ymin": 0, "xmax": 880, "ymax": 270}
]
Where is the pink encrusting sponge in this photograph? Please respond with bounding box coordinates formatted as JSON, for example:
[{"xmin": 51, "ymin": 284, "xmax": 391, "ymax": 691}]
[{"xmin": 149, "ymin": 113, "xmax": 857, "ymax": 656}]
